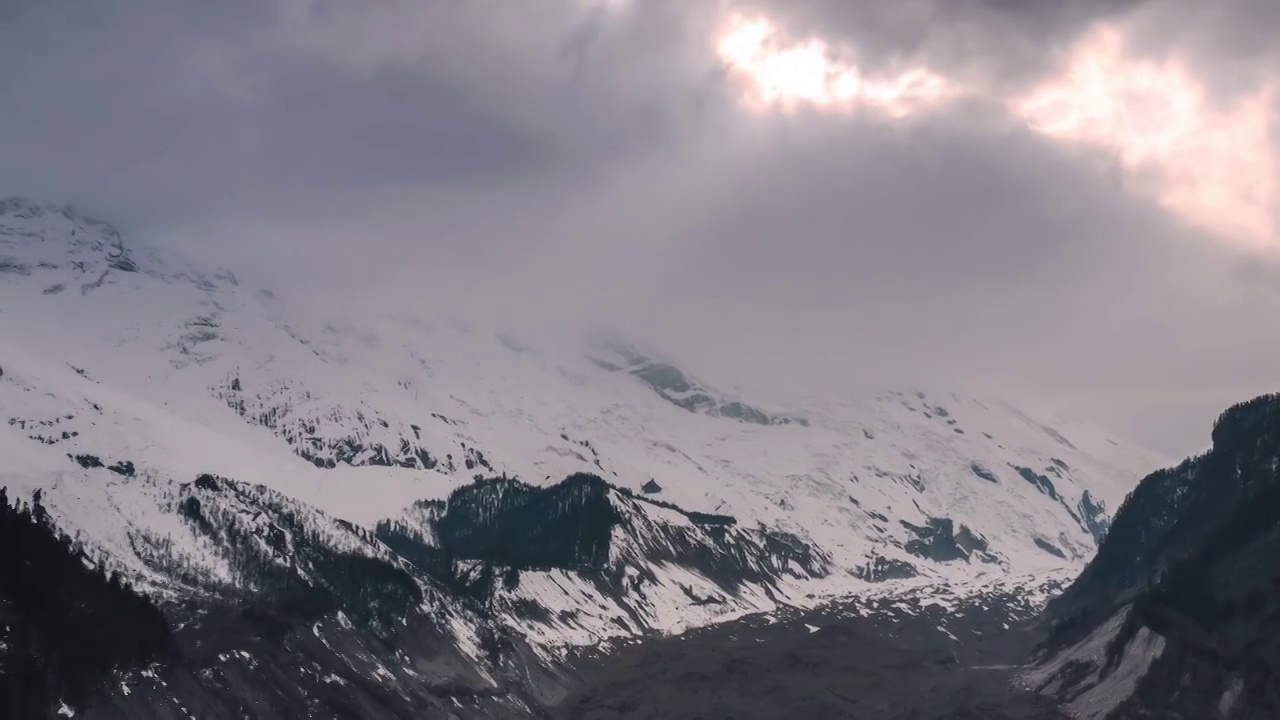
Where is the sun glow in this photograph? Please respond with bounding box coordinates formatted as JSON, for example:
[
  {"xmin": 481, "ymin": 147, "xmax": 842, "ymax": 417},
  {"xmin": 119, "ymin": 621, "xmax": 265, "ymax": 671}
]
[
  {"xmin": 715, "ymin": 14, "xmax": 958, "ymax": 119},
  {"xmin": 1011, "ymin": 26, "xmax": 1278, "ymax": 248},
  {"xmin": 713, "ymin": 11, "xmax": 1278, "ymax": 249}
]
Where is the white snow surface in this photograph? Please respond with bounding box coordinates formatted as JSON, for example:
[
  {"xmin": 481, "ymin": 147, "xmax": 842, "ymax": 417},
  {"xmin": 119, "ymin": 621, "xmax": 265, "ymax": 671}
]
[{"xmin": 0, "ymin": 198, "xmax": 1165, "ymax": 651}]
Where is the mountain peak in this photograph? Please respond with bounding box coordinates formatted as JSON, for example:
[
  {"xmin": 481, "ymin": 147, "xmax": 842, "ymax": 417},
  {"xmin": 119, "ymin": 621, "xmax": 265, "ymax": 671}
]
[
  {"xmin": 1, "ymin": 196, "xmax": 1167, "ymax": 718},
  {"xmin": 0, "ymin": 196, "xmax": 136, "ymax": 278}
]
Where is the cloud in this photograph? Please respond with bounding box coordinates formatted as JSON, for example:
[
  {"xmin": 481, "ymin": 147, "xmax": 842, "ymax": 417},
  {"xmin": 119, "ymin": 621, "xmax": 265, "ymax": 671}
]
[
  {"xmin": 713, "ymin": 3, "xmax": 1278, "ymax": 249},
  {"xmin": 731, "ymin": 0, "xmax": 1142, "ymax": 92},
  {"xmin": 2, "ymin": 0, "xmax": 1279, "ymax": 455},
  {"xmin": 714, "ymin": 12, "xmax": 961, "ymax": 117},
  {"xmin": 1012, "ymin": 23, "xmax": 1277, "ymax": 249}
]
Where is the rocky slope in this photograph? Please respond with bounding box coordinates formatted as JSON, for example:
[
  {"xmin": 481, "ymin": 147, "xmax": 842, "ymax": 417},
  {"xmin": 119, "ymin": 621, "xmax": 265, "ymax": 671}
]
[
  {"xmin": 1029, "ymin": 394, "xmax": 1280, "ymax": 719},
  {"xmin": 557, "ymin": 579, "xmax": 1071, "ymax": 720}
]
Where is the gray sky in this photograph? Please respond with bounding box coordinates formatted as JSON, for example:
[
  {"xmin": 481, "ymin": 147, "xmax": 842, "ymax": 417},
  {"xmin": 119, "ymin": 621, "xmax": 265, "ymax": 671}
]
[{"xmin": 3, "ymin": 0, "xmax": 1279, "ymax": 456}]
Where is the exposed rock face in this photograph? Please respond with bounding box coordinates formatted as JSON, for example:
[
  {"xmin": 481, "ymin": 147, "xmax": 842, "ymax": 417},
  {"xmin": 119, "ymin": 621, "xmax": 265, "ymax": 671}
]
[
  {"xmin": 1034, "ymin": 393, "xmax": 1280, "ymax": 718},
  {"xmin": 1076, "ymin": 490, "xmax": 1110, "ymax": 545},
  {"xmin": 3, "ymin": 471, "xmax": 824, "ymax": 717},
  {"xmin": 1015, "ymin": 465, "xmax": 1061, "ymax": 500},
  {"xmin": 213, "ymin": 375, "xmax": 444, "ymax": 471},
  {"xmin": 375, "ymin": 473, "xmax": 830, "ymax": 610},
  {"xmin": 901, "ymin": 517, "xmax": 998, "ymax": 564},
  {"xmin": 1033, "ymin": 537, "xmax": 1068, "ymax": 559},
  {"xmin": 854, "ymin": 554, "xmax": 919, "ymax": 582},
  {"xmin": 1014, "ymin": 464, "xmax": 1114, "ymax": 550},
  {"xmin": 587, "ymin": 338, "xmax": 808, "ymax": 427},
  {"xmin": 0, "ymin": 198, "xmax": 137, "ymax": 278},
  {"xmin": 970, "ymin": 462, "xmax": 1000, "ymax": 483}
]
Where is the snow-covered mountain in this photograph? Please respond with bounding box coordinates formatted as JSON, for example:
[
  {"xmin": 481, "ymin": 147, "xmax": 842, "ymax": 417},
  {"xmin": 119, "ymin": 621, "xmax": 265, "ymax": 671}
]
[{"xmin": 0, "ymin": 197, "xmax": 1163, "ymax": 716}]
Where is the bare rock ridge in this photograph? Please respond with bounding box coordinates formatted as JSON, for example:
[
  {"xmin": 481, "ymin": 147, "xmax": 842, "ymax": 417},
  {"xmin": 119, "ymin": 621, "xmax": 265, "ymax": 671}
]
[{"xmin": 586, "ymin": 336, "xmax": 808, "ymax": 427}]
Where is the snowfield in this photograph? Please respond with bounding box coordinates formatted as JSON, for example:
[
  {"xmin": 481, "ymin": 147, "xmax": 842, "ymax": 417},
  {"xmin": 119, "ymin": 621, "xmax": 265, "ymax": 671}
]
[{"xmin": 1, "ymin": 196, "xmax": 1164, "ymax": 658}]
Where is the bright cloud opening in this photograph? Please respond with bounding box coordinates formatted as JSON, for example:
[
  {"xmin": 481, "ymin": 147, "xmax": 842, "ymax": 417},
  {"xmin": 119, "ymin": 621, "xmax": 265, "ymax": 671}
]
[
  {"xmin": 1011, "ymin": 25, "xmax": 1278, "ymax": 249},
  {"xmin": 713, "ymin": 11, "xmax": 1278, "ymax": 249},
  {"xmin": 714, "ymin": 14, "xmax": 959, "ymax": 119}
]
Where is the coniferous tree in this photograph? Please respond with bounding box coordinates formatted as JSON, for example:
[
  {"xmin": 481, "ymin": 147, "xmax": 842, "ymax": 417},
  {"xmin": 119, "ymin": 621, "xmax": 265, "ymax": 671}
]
[{"xmin": 0, "ymin": 487, "xmax": 170, "ymax": 715}]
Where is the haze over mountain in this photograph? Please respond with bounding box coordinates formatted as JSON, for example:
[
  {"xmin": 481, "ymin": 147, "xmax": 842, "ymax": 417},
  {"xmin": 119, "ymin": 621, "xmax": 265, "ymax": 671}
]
[
  {"xmin": 2, "ymin": 0, "xmax": 1280, "ymax": 718},
  {"xmin": 0, "ymin": 198, "xmax": 1155, "ymax": 715},
  {"xmin": 3, "ymin": 0, "xmax": 1279, "ymax": 456}
]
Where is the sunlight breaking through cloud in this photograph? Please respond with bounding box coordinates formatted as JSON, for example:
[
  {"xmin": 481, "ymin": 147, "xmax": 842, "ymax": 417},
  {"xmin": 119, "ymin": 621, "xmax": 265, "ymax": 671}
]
[
  {"xmin": 715, "ymin": 14, "xmax": 959, "ymax": 119},
  {"xmin": 714, "ymin": 11, "xmax": 1278, "ymax": 249},
  {"xmin": 1011, "ymin": 25, "xmax": 1278, "ymax": 249}
]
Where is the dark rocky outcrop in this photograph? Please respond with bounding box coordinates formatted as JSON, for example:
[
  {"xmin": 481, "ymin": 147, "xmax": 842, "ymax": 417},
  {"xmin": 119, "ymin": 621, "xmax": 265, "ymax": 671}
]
[
  {"xmin": 1014, "ymin": 465, "xmax": 1060, "ymax": 500},
  {"xmin": 107, "ymin": 460, "xmax": 136, "ymax": 477},
  {"xmin": 854, "ymin": 554, "xmax": 919, "ymax": 582},
  {"xmin": 376, "ymin": 473, "xmax": 829, "ymax": 607},
  {"xmin": 70, "ymin": 453, "xmax": 104, "ymax": 469},
  {"xmin": 423, "ymin": 474, "xmax": 623, "ymax": 573},
  {"xmin": 1075, "ymin": 489, "xmax": 1109, "ymax": 545},
  {"xmin": 587, "ymin": 340, "xmax": 807, "ymax": 427},
  {"xmin": 0, "ymin": 488, "xmax": 170, "ymax": 717},
  {"xmin": 1033, "ymin": 537, "xmax": 1067, "ymax": 559},
  {"xmin": 901, "ymin": 517, "xmax": 997, "ymax": 564},
  {"xmin": 1013, "ymin": 465, "xmax": 1113, "ymax": 548},
  {"xmin": 1037, "ymin": 393, "xmax": 1280, "ymax": 717},
  {"xmin": 970, "ymin": 462, "xmax": 1000, "ymax": 483}
]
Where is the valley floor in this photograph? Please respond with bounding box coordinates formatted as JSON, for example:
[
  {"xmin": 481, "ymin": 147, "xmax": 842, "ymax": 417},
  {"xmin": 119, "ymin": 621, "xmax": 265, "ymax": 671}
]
[{"xmin": 555, "ymin": 595, "xmax": 1067, "ymax": 720}]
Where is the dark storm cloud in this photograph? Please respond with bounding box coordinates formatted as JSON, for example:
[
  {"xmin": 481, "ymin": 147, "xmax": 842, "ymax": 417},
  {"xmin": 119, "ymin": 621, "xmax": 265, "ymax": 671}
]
[
  {"xmin": 0, "ymin": 0, "xmax": 729, "ymax": 271},
  {"xmin": 1, "ymin": 1, "xmax": 568, "ymax": 220},
  {"xmin": 2, "ymin": 0, "xmax": 1279, "ymax": 455}
]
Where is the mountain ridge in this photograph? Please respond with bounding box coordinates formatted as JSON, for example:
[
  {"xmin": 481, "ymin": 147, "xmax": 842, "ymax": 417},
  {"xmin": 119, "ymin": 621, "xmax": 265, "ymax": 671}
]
[
  {"xmin": 1, "ymin": 196, "xmax": 1163, "ymax": 716},
  {"xmin": 1029, "ymin": 393, "xmax": 1280, "ymax": 718}
]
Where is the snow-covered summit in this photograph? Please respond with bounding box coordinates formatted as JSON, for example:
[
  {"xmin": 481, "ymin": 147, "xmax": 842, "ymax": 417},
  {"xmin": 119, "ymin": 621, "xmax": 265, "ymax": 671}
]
[
  {"xmin": 1, "ymin": 197, "xmax": 139, "ymax": 279},
  {"xmin": 0, "ymin": 201, "xmax": 1165, "ymax": 657}
]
